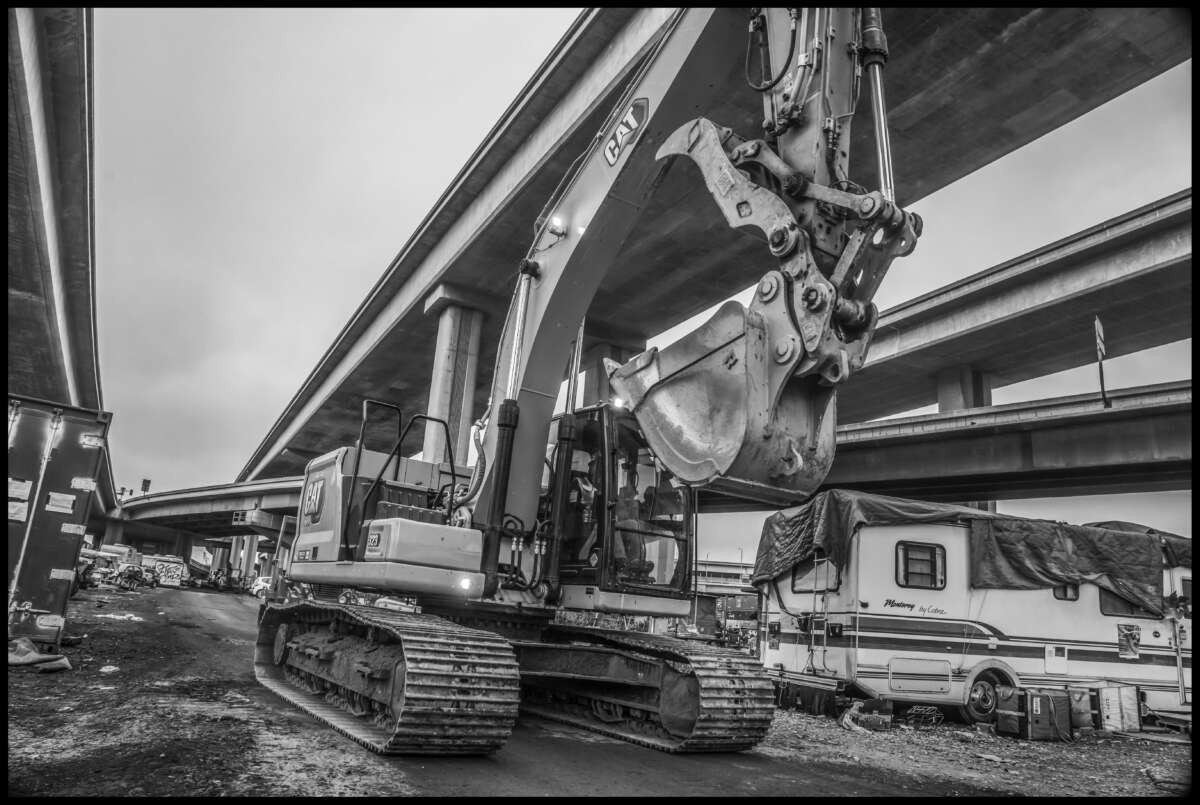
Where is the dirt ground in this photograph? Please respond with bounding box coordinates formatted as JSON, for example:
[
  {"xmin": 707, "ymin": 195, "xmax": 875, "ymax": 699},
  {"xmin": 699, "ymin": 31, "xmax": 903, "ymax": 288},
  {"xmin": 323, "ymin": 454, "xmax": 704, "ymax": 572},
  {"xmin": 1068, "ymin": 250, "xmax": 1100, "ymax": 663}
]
[{"xmin": 8, "ymin": 585, "xmax": 1192, "ymax": 797}]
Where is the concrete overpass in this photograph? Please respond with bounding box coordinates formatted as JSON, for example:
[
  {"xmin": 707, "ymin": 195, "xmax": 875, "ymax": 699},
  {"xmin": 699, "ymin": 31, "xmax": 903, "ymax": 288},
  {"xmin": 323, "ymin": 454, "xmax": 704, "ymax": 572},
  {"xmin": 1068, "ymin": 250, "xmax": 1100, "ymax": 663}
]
[
  {"xmin": 824, "ymin": 380, "xmax": 1191, "ymax": 502},
  {"xmin": 238, "ymin": 7, "xmax": 1191, "ymax": 481},
  {"xmin": 839, "ymin": 189, "xmax": 1191, "ymax": 423},
  {"xmin": 9, "ymin": 7, "xmax": 118, "ymax": 518},
  {"xmin": 699, "ymin": 381, "xmax": 1192, "ymax": 511},
  {"xmin": 134, "ymin": 379, "xmax": 1189, "ymax": 531},
  {"xmin": 114, "ymin": 476, "xmax": 304, "ymax": 573}
]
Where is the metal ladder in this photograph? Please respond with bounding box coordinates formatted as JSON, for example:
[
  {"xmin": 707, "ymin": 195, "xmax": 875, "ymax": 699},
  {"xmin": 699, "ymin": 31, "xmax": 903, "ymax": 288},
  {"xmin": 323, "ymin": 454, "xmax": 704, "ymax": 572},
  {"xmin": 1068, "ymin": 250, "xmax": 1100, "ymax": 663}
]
[{"xmin": 805, "ymin": 551, "xmax": 832, "ymax": 674}]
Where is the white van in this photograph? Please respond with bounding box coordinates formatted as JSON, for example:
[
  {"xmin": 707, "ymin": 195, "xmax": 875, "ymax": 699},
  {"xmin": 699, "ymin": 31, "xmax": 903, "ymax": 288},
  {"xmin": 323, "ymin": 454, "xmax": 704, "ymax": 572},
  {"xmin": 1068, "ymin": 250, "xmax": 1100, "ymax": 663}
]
[{"xmin": 755, "ymin": 490, "xmax": 1191, "ymax": 722}]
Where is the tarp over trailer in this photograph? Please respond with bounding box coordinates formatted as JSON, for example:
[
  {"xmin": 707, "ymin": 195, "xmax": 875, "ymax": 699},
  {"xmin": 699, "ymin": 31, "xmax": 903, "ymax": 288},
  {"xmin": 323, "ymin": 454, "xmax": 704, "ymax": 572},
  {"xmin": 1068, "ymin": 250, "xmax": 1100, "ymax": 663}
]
[{"xmin": 752, "ymin": 489, "xmax": 1191, "ymax": 617}]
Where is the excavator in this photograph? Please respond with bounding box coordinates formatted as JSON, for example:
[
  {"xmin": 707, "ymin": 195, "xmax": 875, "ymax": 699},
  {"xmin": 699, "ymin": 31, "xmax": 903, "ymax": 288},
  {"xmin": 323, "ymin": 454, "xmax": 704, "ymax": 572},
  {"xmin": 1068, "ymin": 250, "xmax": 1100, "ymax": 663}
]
[{"xmin": 254, "ymin": 7, "xmax": 921, "ymax": 755}]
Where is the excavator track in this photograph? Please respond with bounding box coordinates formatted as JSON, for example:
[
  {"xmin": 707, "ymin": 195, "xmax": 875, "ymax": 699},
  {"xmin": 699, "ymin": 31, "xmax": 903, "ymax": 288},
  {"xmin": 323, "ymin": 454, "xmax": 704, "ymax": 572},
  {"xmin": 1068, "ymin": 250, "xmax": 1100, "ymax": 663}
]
[
  {"xmin": 515, "ymin": 626, "xmax": 775, "ymax": 752},
  {"xmin": 255, "ymin": 601, "xmax": 520, "ymax": 754}
]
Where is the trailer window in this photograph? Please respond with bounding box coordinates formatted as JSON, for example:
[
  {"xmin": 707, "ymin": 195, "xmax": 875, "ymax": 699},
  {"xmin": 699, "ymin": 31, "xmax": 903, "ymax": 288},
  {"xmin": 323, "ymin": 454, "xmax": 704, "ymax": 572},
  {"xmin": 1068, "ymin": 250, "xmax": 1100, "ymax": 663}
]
[
  {"xmin": 1053, "ymin": 584, "xmax": 1079, "ymax": 601},
  {"xmin": 895, "ymin": 542, "xmax": 945, "ymax": 590},
  {"xmin": 790, "ymin": 554, "xmax": 841, "ymax": 593},
  {"xmin": 1098, "ymin": 588, "xmax": 1159, "ymax": 619}
]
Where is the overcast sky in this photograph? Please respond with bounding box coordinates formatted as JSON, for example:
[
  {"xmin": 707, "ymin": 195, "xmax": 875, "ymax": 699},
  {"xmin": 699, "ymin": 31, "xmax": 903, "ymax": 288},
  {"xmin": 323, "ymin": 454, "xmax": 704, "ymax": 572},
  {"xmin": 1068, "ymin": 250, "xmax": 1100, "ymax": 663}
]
[{"xmin": 94, "ymin": 11, "xmax": 1191, "ymax": 559}]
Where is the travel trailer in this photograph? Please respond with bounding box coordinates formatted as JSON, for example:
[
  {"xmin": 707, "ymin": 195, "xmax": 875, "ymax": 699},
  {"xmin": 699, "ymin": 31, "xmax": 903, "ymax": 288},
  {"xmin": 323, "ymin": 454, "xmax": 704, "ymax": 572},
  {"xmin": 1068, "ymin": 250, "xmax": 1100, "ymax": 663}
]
[{"xmin": 755, "ymin": 490, "xmax": 1191, "ymax": 722}]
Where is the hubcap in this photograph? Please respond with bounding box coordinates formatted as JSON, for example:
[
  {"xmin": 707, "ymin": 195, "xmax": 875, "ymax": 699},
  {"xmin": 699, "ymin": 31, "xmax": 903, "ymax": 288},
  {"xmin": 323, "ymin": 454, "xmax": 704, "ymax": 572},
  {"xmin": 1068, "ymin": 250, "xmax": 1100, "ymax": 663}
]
[{"xmin": 968, "ymin": 680, "xmax": 996, "ymax": 714}]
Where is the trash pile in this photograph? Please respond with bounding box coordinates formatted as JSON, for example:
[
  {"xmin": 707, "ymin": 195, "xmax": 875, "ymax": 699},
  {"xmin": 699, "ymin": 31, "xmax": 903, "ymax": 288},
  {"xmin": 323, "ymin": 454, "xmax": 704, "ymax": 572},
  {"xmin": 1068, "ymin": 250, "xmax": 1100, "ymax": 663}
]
[
  {"xmin": 8, "ymin": 637, "xmax": 72, "ymax": 673},
  {"xmin": 828, "ymin": 685, "xmax": 1190, "ymax": 746}
]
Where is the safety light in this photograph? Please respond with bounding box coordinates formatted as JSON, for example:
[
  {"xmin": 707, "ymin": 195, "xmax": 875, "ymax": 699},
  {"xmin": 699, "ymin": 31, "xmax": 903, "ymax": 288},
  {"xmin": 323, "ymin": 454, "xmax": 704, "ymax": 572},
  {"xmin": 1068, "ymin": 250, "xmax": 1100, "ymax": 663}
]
[
  {"xmin": 612, "ymin": 397, "xmax": 625, "ymax": 409},
  {"xmin": 548, "ymin": 217, "xmax": 566, "ymax": 237},
  {"xmin": 576, "ymin": 226, "xmax": 587, "ymax": 236},
  {"xmin": 458, "ymin": 577, "xmax": 473, "ymax": 590}
]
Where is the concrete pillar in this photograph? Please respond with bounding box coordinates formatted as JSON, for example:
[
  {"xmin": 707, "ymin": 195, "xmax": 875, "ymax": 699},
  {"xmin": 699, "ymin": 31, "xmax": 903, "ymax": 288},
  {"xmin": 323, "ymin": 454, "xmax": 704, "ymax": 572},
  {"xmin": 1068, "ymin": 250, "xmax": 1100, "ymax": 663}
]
[
  {"xmin": 423, "ymin": 303, "xmax": 484, "ymax": 465},
  {"xmin": 936, "ymin": 365, "xmax": 991, "ymax": 412},
  {"xmin": 240, "ymin": 535, "xmax": 259, "ymax": 577},
  {"xmin": 938, "ymin": 366, "xmax": 995, "ymax": 512},
  {"xmin": 102, "ymin": 518, "xmax": 124, "ymax": 547},
  {"xmin": 228, "ymin": 536, "xmax": 242, "ymax": 578},
  {"xmin": 581, "ymin": 343, "xmax": 644, "ymax": 407}
]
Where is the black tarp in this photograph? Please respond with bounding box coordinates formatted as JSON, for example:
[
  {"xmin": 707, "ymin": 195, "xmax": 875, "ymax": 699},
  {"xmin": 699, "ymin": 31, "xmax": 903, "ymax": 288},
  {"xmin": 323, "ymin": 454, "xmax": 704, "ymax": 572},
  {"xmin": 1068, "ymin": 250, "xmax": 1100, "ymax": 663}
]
[{"xmin": 751, "ymin": 489, "xmax": 1191, "ymax": 618}]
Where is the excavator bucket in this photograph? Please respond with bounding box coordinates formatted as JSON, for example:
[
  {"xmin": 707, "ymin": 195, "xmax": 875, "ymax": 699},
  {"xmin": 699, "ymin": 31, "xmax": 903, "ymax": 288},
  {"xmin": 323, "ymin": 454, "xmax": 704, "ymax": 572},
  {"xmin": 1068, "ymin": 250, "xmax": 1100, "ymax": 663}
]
[{"xmin": 607, "ymin": 300, "xmax": 837, "ymax": 507}]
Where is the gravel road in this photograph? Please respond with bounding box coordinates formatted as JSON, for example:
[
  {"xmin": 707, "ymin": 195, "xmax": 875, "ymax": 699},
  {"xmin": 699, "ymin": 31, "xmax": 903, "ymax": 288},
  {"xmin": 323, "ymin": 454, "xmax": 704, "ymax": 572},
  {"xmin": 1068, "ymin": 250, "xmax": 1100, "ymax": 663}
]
[{"xmin": 8, "ymin": 585, "xmax": 1190, "ymax": 797}]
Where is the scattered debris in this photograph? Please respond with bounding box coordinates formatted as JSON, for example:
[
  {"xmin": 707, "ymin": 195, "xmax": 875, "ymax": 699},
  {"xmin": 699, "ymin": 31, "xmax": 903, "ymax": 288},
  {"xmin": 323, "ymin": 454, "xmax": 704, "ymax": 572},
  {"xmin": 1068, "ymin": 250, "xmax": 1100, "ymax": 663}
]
[
  {"xmin": 95, "ymin": 613, "xmax": 144, "ymax": 622},
  {"xmin": 839, "ymin": 701, "xmax": 870, "ymax": 733},
  {"xmin": 60, "ymin": 634, "xmax": 87, "ymax": 646},
  {"xmin": 35, "ymin": 656, "xmax": 72, "ymax": 673},
  {"xmin": 8, "ymin": 637, "xmax": 64, "ymax": 667},
  {"xmin": 901, "ymin": 705, "xmax": 944, "ymax": 729},
  {"xmin": 1114, "ymin": 731, "xmax": 1190, "ymax": 745},
  {"xmin": 974, "ymin": 753, "xmax": 1004, "ymax": 763},
  {"xmin": 99, "ymin": 665, "xmax": 120, "ymax": 674}
]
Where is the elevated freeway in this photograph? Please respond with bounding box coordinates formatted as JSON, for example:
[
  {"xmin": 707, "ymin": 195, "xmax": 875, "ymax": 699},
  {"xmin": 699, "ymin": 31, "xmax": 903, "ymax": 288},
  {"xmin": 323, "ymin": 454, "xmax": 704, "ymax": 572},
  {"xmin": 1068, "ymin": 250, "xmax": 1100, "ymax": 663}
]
[
  {"xmin": 135, "ymin": 382, "xmax": 1189, "ymax": 531},
  {"xmin": 701, "ymin": 381, "xmax": 1192, "ymax": 512},
  {"xmin": 826, "ymin": 380, "xmax": 1191, "ymax": 502},
  {"xmin": 839, "ymin": 190, "xmax": 1191, "ymax": 423},
  {"xmin": 238, "ymin": 7, "xmax": 1191, "ymax": 481},
  {"xmin": 9, "ymin": 7, "xmax": 118, "ymax": 517}
]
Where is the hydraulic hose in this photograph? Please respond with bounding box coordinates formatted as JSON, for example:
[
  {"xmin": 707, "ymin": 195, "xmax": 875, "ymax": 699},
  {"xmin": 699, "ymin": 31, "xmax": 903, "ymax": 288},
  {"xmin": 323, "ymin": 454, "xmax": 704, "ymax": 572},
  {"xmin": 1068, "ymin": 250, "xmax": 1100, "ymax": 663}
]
[
  {"xmin": 451, "ymin": 417, "xmax": 488, "ymax": 508},
  {"xmin": 745, "ymin": 8, "xmax": 799, "ymax": 93}
]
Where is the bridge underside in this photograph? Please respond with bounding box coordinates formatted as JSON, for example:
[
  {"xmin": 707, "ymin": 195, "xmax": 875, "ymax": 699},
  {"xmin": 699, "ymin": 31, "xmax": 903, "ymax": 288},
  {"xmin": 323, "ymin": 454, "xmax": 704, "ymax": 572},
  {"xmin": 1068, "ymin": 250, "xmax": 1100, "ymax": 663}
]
[
  {"xmin": 700, "ymin": 382, "xmax": 1192, "ymax": 511},
  {"xmin": 244, "ymin": 7, "xmax": 1191, "ymax": 480}
]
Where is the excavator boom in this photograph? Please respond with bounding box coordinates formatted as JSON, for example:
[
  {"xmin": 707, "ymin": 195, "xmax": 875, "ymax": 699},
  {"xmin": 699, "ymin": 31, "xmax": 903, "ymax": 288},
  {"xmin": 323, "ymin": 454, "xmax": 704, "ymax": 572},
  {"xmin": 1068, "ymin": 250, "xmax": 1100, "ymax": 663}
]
[{"xmin": 476, "ymin": 7, "xmax": 920, "ymax": 520}]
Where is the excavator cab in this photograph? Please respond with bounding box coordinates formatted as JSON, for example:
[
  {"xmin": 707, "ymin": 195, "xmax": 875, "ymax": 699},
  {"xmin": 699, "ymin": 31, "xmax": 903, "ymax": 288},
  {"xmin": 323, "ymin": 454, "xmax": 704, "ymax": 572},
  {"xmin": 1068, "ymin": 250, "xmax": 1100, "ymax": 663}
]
[{"xmin": 540, "ymin": 404, "xmax": 692, "ymax": 602}]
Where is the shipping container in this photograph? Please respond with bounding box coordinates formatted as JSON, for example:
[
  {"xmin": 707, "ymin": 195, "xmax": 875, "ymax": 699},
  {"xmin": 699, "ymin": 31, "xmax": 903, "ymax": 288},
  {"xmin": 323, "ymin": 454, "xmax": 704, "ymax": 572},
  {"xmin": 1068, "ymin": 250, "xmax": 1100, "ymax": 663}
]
[{"xmin": 7, "ymin": 394, "xmax": 111, "ymax": 649}]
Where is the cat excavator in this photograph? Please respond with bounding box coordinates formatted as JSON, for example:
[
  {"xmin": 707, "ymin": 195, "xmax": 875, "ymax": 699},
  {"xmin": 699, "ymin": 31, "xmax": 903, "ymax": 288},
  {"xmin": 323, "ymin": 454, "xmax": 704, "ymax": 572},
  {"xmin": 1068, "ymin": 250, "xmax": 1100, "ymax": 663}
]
[{"xmin": 255, "ymin": 7, "xmax": 921, "ymax": 754}]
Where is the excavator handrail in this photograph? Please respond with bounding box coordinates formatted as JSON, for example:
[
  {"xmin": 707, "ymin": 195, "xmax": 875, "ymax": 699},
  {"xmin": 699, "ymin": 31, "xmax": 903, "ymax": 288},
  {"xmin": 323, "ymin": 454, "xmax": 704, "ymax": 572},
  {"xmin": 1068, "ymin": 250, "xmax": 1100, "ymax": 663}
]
[
  {"xmin": 340, "ymin": 399, "xmax": 404, "ymax": 561},
  {"xmin": 352, "ymin": 414, "xmax": 461, "ymax": 551}
]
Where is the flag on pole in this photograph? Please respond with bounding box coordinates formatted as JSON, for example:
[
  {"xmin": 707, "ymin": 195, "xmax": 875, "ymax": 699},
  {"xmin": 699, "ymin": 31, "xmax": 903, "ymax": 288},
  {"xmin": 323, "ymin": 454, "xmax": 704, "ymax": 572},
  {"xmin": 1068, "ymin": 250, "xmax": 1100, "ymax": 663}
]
[{"xmin": 1094, "ymin": 315, "xmax": 1106, "ymax": 361}]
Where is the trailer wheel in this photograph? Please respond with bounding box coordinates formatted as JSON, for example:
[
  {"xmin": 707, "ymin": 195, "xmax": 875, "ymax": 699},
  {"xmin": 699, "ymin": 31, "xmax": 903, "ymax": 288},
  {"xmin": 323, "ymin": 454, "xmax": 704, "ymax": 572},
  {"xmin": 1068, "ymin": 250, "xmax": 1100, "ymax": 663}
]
[{"xmin": 958, "ymin": 671, "xmax": 1005, "ymax": 723}]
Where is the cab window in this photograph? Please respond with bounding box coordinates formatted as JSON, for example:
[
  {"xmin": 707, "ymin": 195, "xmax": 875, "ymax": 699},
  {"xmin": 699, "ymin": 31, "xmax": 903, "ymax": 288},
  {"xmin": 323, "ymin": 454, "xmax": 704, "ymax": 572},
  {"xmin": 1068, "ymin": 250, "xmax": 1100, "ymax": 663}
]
[{"xmin": 610, "ymin": 416, "xmax": 688, "ymax": 589}]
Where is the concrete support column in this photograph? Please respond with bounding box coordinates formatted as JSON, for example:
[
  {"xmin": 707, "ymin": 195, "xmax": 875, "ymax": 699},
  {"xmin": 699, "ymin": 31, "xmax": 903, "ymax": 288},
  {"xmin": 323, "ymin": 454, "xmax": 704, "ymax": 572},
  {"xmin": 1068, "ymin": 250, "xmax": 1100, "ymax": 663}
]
[
  {"xmin": 936, "ymin": 365, "xmax": 992, "ymax": 412},
  {"xmin": 240, "ymin": 535, "xmax": 259, "ymax": 578},
  {"xmin": 228, "ymin": 536, "xmax": 242, "ymax": 578},
  {"xmin": 938, "ymin": 365, "xmax": 994, "ymax": 512},
  {"xmin": 102, "ymin": 518, "xmax": 125, "ymax": 547},
  {"xmin": 581, "ymin": 343, "xmax": 645, "ymax": 407},
  {"xmin": 423, "ymin": 298, "xmax": 484, "ymax": 465}
]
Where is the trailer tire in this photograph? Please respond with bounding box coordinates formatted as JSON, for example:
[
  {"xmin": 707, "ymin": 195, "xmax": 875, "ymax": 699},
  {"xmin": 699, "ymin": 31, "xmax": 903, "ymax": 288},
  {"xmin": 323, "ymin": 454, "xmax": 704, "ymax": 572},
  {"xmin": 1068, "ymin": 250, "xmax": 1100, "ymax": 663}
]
[{"xmin": 958, "ymin": 670, "xmax": 1006, "ymax": 724}]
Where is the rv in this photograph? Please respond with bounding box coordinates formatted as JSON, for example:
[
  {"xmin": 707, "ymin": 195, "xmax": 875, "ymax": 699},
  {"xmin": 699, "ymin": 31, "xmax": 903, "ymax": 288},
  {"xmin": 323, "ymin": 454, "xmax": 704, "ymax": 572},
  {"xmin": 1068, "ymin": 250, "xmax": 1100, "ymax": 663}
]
[{"xmin": 755, "ymin": 490, "xmax": 1191, "ymax": 722}]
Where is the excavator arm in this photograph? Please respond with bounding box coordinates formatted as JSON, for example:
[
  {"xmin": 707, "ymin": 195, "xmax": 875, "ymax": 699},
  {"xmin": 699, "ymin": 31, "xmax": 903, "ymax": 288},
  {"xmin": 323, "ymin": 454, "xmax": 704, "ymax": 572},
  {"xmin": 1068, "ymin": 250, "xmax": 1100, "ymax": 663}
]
[{"xmin": 470, "ymin": 8, "xmax": 921, "ymax": 592}]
